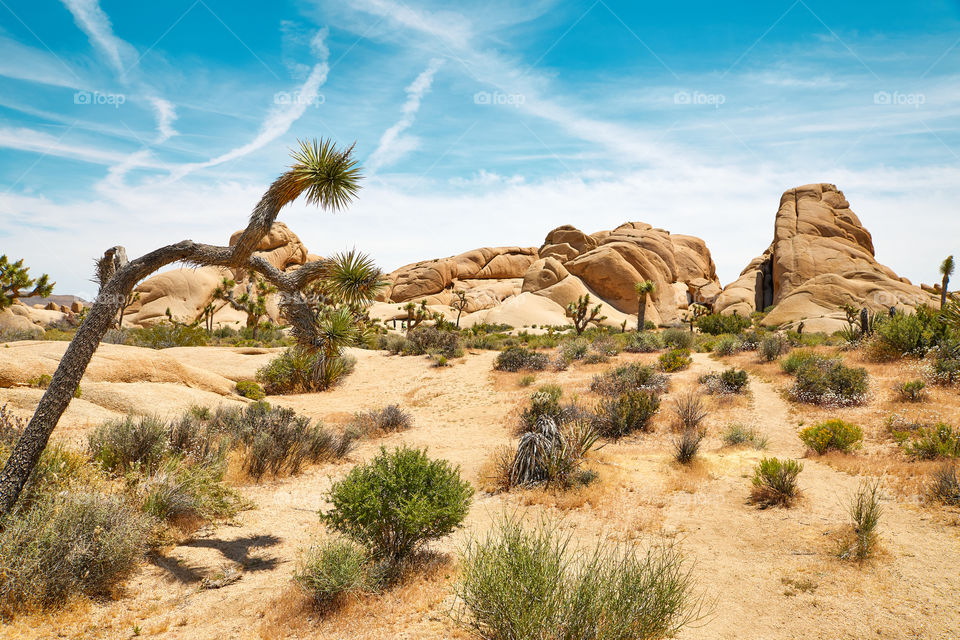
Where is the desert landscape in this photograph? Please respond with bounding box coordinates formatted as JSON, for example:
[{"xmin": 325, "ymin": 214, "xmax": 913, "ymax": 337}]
[{"xmin": 2, "ymin": 2, "xmax": 959, "ymax": 639}]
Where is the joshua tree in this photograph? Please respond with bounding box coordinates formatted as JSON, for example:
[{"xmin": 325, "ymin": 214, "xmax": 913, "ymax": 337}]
[
  {"xmin": 940, "ymin": 255, "xmax": 955, "ymax": 309},
  {"xmin": 401, "ymin": 300, "xmax": 432, "ymax": 331},
  {"xmin": 683, "ymin": 303, "xmax": 709, "ymax": 333},
  {"xmin": 0, "ymin": 255, "xmax": 53, "ymax": 309},
  {"xmin": 449, "ymin": 290, "xmax": 468, "ymax": 328},
  {"xmin": 634, "ymin": 280, "xmax": 656, "ymax": 332},
  {"xmin": 0, "ymin": 138, "xmax": 368, "ymax": 516},
  {"xmin": 565, "ymin": 294, "xmax": 606, "ymax": 335},
  {"xmin": 213, "ymin": 275, "xmax": 277, "ymax": 339}
]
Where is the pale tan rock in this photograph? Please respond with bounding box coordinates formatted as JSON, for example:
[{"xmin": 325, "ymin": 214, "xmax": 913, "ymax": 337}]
[
  {"xmin": 714, "ymin": 183, "xmax": 938, "ymax": 327},
  {"xmin": 384, "ymin": 247, "xmax": 537, "ymax": 302},
  {"xmin": 71, "ymin": 301, "xmax": 84, "ymax": 313},
  {"xmin": 228, "ymin": 221, "xmax": 308, "ymax": 271},
  {"xmin": 0, "ymin": 308, "xmax": 43, "ymax": 338}
]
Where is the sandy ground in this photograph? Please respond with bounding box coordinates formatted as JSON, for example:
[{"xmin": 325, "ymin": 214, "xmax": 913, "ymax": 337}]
[{"xmin": 2, "ymin": 343, "xmax": 959, "ymax": 639}]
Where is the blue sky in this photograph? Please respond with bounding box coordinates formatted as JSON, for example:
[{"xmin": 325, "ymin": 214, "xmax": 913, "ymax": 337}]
[{"xmin": 1, "ymin": 0, "xmax": 958, "ymax": 297}]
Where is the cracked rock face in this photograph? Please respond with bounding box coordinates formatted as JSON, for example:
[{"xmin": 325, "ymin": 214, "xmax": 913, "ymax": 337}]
[
  {"xmin": 381, "ymin": 222, "xmax": 720, "ymax": 328},
  {"xmin": 714, "ymin": 183, "xmax": 937, "ymax": 332}
]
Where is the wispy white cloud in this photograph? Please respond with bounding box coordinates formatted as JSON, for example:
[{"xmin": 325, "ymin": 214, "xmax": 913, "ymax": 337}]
[
  {"xmin": 367, "ymin": 58, "xmax": 443, "ymax": 173},
  {"xmin": 147, "ymin": 97, "xmax": 178, "ymax": 143},
  {"xmin": 59, "ymin": 0, "xmax": 136, "ymax": 77},
  {"xmin": 0, "ymin": 126, "xmax": 155, "ymax": 166}
]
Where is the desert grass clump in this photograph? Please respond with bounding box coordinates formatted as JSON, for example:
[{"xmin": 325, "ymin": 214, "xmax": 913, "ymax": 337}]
[
  {"xmin": 658, "ymin": 348, "xmax": 692, "ymax": 372},
  {"xmin": 0, "ymin": 492, "xmax": 151, "ymax": 616},
  {"xmin": 672, "ymin": 391, "xmax": 708, "ymax": 433},
  {"xmin": 494, "ymin": 346, "xmax": 550, "ymax": 372},
  {"xmin": 902, "ymin": 423, "xmax": 960, "ymax": 460},
  {"xmin": 128, "ymin": 321, "xmax": 208, "ymax": 349},
  {"xmin": 509, "ymin": 416, "xmax": 600, "ymax": 489},
  {"xmin": 928, "ymin": 463, "xmax": 960, "ymax": 505},
  {"xmin": 235, "ymin": 380, "xmax": 266, "ymax": 400},
  {"xmin": 699, "ymin": 368, "xmax": 749, "ymax": 395},
  {"xmin": 455, "ymin": 516, "xmax": 701, "ymax": 640},
  {"xmin": 799, "ymin": 419, "xmax": 863, "ymax": 454},
  {"xmin": 780, "ymin": 348, "xmax": 820, "ymax": 374},
  {"xmin": 593, "ymin": 390, "xmax": 660, "ymax": 438},
  {"xmin": 750, "ymin": 457, "xmax": 803, "ymax": 508},
  {"xmin": 837, "ymin": 479, "xmax": 882, "ymax": 562},
  {"xmin": 88, "ymin": 414, "xmax": 169, "ymax": 474},
  {"xmin": 294, "ymin": 538, "xmax": 378, "ymax": 607},
  {"xmin": 759, "ymin": 334, "xmax": 788, "ymax": 362},
  {"xmin": 590, "ymin": 362, "xmax": 669, "ymax": 396},
  {"xmin": 321, "ymin": 446, "xmax": 473, "ymax": 566},
  {"xmin": 721, "ymin": 424, "xmax": 767, "ymax": 449},
  {"xmin": 135, "ymin": 457, "xmax": 243, "ymax": 525},
  {"xmin": 624, "ymin": 331, "xmax": 664, "ymax": 353},
  {"xmin": 894, "ymin": 379, "xmax": 927, "ymax": 403},
  {"xmin": 711, "ymin": 334, "xmax": 741, "ymax": 357},
  {"xmin": 348, "ymin": 404, "xmax": 413, "ymax": 438},
  {"xmin": 673, "ymin": 429, "xmax": 705, "ymax": 465},
  {"xmin": 405, "ymin": 325, "xmax": 463, "ymax": 358},
  {"xmin": 519, "ymin": 374, "xmax": 536, "ymax": 387},
  {"xmin": 558, "ymin": 338, "xmax": 590, "ymax": 363},
  {"xmin": 256, "ymin": 346, "xmax": 356, "ymax": 394}
]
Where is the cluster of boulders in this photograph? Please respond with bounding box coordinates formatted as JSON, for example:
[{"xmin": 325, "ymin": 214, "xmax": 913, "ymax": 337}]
[{"xmin": 2, "ymin": 183, "xmax": 941, "ymax": 335}]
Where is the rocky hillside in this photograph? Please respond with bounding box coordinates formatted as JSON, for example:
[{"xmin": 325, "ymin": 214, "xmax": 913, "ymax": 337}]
[{"xmin": 714, "ymin": 183, "xmax": 938, "ymax": 332}]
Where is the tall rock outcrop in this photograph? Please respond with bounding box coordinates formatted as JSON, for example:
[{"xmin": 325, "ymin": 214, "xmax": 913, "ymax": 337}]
[
  {"xmin": 380, "ymin": 222, "xmax": 720, "ymax": 328},
  {"xmin": 714, "ymin": 183, "xmax": 937, "ymax": 332}
]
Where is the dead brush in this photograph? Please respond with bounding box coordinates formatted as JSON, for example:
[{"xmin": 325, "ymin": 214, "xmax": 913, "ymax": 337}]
[{"xmin": 672, "ymin": 391, "xmax": 708, "ymax": 433}]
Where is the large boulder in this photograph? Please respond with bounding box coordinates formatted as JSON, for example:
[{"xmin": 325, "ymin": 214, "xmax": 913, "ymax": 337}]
[
  {"xmin": 125, "ymin": 223, "xmax": 311, "ymax": 327},
  {"xmin": 714, "ymin": 183, "xmax": 937, "ymax": 331}
]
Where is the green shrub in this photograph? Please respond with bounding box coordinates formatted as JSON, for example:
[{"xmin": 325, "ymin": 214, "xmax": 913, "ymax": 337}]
[
  {"xmin": 593, "ymin": 390, "xmax": 660, "ymax": 438},
  {"xmin": 494, "ymin": 347, "xmax": 550, "ymax": 372},
  {"xmin": 930, "ymin": 341, "xmax": 960, "ymax": 385},
  {"xmin": 590, "ymin": 363, "xmax": 669, "ymax": 396},
  {"xmin": 582, "ymin": 352, "xmax": 608, "ymax": 365},
  {"xmin": 658, "ymin": 348, "xmax": 692, "ymax": 372},
  {"xmin": 88, "ymin": 415, "xmax": 169, "ymax": 474},
  {"xmin": 865, "ymin": 313, "xmax": 928, "ymax": 361},
  {"xmin": 903, "ymin": 423, "xmax": 960, "ymax": 460},
  {"xmin": 699, "ymin": 368, "xmax": 749, "ymax": 394},
  {"xmin": 662, "ymin": 328, "xmax": 693, "ymax": 349},
  {"xmin": 799, "ymin": 419, "xmax": 863, "ymax": 454},
  {"xmin": 759, "ymin": 334, "xmax": 788, "ymax": 362},
  {"xmin": 405, "ymin": 326, "xmax": 462, "ymax": 358},
  {"xmin": 750, "ymin": 458, "xmax": 803, "ymax": 507},
  {"xmin": 624, "ymin": 331, "xmax": 663, "ymax": 353},
  {"xmin": 929, "ymin": 463, "xmax": 960, "ymax": 506},
  {"xmin": 235, "ymin": 380, "xmax": 266, "ymax": 400},
  {"xmin": 0, "ymin": 492, "xmax": 151, "ymax": 616},
  {"xmin": 128, "ymin": 322, "xmax": 208, "ymax": 349},
  {"xmin": 721, "ymin": 424, "xmax": 767, "ymax": 449},
  {"xmin": 695, "ymin": 313, "xmax": 751, "ymax": 336},
  {"xmin": 712, "ymin": 334, "xmax": 742, "ymax": 356},
  {"xmin": 895, "ymin": 379, "xmax": 927, "ymax": 402},
  {"xmin": 348, "ymin": 404, "xmax": 413, "ymax": 438},
  {"xmin": 838, "ymin": 479, "xmax": 882, "ymax": 562},
  {"xmin": 455, "ymin": 516, "xmax": 700, "ymax": 640},
  {"xmin": 294, "ymin": 539, "xmax": 377, "ymax": 606},
  {"xmin": 789, "ymin": 358, "xmax": 868, "ymax": 406},
  {"xmin": 321, "ymin": 446, "xmax": 473, "ymax": 564},
  {"xmin": 256, "ymin": 347, "xmax": 355, "ymax": 394},
  {"xmin": 519, "ymin": 374, "xmax": 536, "ymax": 387}
]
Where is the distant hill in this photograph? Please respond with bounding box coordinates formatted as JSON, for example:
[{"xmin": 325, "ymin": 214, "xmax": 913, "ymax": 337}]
[{"xmin": 19, "ymin": 295, "xmax": 90, "ymax": 308}]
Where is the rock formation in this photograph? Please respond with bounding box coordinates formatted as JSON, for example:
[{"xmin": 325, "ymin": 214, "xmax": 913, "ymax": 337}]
[
  {"xmin": 376, "ymin": 222, "xmax": 721, "ymax": 329},
  {"xmin": 124, "ymin": 222, "xmax": 309, "ymax": 327},
  {"xmin": 714, "ymin": 183, "xmax": 938, "ymax": 332}
]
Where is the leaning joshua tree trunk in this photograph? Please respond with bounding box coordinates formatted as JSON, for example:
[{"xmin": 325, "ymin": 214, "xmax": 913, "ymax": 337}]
[{"xmin": 0, "ymin": 139, "xmax": 361, "ymax": 517}]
